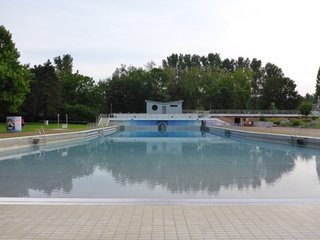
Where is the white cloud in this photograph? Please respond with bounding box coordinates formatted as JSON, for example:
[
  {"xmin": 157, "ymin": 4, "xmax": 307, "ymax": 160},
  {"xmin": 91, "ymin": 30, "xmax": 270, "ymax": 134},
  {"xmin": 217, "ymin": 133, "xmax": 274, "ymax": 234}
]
[{"xmin": 220, "ymin": 0, "xmax": 320, "ymax": 95}]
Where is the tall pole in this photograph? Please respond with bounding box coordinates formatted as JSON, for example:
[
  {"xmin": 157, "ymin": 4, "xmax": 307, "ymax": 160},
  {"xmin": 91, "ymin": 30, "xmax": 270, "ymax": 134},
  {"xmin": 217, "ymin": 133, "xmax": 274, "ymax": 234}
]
[
  {"xmin": 57, "ymin": 113, "xmax": 60, "ymax": 128},
  {"xmin": 66, "ymin": 114, "xmax": 68, "ymax": 128}
]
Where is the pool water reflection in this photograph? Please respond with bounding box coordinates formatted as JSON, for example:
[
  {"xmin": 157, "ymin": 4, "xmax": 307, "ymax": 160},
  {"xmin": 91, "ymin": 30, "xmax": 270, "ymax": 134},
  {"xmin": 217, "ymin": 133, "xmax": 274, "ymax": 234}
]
[{"xmin": 0, "ymin": 132, "xmax": 320, "ymax": 198}]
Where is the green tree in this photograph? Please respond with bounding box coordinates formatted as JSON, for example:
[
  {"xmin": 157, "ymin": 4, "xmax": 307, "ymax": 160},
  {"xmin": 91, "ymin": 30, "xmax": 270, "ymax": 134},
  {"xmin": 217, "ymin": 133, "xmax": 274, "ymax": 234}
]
[
  {"xmin": 203, "ymin": 68, "xmax": 231, "ymax": 109},
  {"xmin": 250, "ymin": 58, "xmax": 264, "ymax": 109},
  {"xmin": 62, "ymin": 72, "xmax": 100, "ymax": 121},
  {"xmin": 148, "ymin": 68, "xmax": 170, "ymax": 101},
  {"xmin": 207, "ymin": 53, "xmax": 222, "ymax": 69},
  {"xmin": 107, "ymin": 66, "xmax": 147, "ymax": 113},
  {"xmin": 92, "ymin": 53, "xmax": 303, "ymax": 113},
  {"xmin": 163, "ymin": 54, "xmax": 256, "ymax": 110},
  {"xmin": 105, "ymin": 65, "xmax": 173, "ymax": 113},
  {"xmin": 163, "ymin": 54, "xmax": 178, "ymax": 69},
  {"xmin": 95, "ymin": 80, "xmax": 110, "ymax": 113},
  {"xmin": 203, "ymin": 68, "xmax": 252, "ymax": 109},
  {"xmin": 221, "ymin": 58, "xmax": 235, "ymax": 72},
  {"xmin": 179, "ymin": 67, "xmax": 203, "ymax": 109},
  {"xmin": 298, "ymin": 101, "xmax": 313, "ymax": 116},
  {"xmin": 72, "ymin": 73, "xmax": 96, "ymax": 106},
  {"xmin": 54, "ymin": 54, "xmax": 74, "ymax": 104},
  {"xmin": 304, "ymin": 93, "xmax": 315, "ymax": 103},
  {"xmin": 236, "ymin": 57, "xmax": 250, "ymax": 69},
  {"xmin": 21, "ymin": 60, "xmax": 60, "ymax": 121},
  {"xmin": 259, "ymin": 63, "xmax": 299, "ymax": 110},
  {"xmin": 231, "ymin": 68, "xmax": 253, "ymax": 109},
  {"xmin": 164, "ymin": 66, "xmax": 182, "ymax": 101},
  {"xmin": 54, "ymin": 54, "xmax": 73, "ymax": 75},
  {"xmin": 53, "ymin": 54, "xmax": 101, "ymax": 121},
  {"xmin": 0, "ymin": 25, "xmax": 32, "ymax": 115}
]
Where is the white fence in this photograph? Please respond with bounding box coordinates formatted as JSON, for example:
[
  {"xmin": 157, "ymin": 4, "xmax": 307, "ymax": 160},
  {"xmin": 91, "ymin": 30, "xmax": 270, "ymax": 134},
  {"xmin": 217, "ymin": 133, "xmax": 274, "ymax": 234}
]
[{"xmin": 111, "ymin": 113, "xmax": 199, "ymax": 120}]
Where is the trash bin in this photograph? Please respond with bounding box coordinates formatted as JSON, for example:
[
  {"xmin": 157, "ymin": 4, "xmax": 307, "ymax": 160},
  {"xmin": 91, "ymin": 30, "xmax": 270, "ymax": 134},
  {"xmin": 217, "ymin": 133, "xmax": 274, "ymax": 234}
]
[{"xmin": 44, "ymin": 120, "xmax": 49, "ymax": 125}]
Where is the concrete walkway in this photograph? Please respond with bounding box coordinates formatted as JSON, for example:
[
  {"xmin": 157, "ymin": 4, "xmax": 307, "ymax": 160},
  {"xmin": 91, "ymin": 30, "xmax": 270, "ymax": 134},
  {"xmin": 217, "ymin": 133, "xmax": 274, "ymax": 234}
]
[{"xmin": 1, "ymin": 203, "xmax": 320, "ymax": 239}]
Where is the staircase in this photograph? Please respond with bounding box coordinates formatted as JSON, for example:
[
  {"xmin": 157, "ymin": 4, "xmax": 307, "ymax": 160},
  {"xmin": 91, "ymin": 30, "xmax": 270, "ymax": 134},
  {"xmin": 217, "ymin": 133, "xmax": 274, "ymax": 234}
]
[
  {"xmin": 216, "ymin": 116, "xmax": 233, "ymax": 125},
  {"xmin": 97, "ymin": 114, "xmax": 110, "ymax": 127}
]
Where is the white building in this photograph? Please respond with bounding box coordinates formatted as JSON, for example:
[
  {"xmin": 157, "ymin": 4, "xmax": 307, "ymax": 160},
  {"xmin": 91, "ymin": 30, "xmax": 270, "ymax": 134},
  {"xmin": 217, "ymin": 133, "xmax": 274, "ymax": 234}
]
[{"xmin": 145, "ymin": 100, "xmax": 183, "ymax": 114}]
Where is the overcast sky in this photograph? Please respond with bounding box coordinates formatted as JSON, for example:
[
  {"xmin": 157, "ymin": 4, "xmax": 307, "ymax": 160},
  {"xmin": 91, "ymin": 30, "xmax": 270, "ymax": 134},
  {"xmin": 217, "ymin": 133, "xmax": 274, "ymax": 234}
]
[{"xmin": 2, "ymin": 0, "xmax": 320, "ymax": 95}]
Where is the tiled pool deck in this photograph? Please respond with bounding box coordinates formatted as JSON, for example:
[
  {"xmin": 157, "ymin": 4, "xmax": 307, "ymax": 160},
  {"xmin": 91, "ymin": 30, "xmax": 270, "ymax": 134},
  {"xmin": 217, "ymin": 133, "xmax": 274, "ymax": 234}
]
[{"xmin": 1, "ymin": 203, "xmax": 320, "ymax": 240}]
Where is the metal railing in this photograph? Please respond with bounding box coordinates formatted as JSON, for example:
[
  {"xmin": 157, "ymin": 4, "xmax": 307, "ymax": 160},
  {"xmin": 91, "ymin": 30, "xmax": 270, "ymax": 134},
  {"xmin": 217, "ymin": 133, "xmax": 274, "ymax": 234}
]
[
  {"xmin": 87, "ymin": 122, "xmax": 98, "ymax": 129},
  {"xmin": 183, "ymin": 109, "xmax": 300, "ymax": 115},
  {"xmin": 97, "ymin": 110, "xmax": 303, "ymax": 121},
  {"xmin": 109, "ymin": 113, "xmax": 199, "ymax": 119}
]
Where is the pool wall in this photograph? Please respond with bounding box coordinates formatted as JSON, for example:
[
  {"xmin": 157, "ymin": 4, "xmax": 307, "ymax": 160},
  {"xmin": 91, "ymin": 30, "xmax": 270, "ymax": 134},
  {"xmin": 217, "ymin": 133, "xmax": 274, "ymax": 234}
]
[
  {"xmin": 0, "ymin": 126, "xmax": 118, "ymax": 152},
  {"xmin": 110, "ymin": 119, "xmax": 201, "ymax": 132},
  {"xmin": 209, "ymin": 126, "xmax": 320, "ymax": 149},
  {"xmin": 109, "ymin": 119, "xmax": 201, "ymax": 126}
]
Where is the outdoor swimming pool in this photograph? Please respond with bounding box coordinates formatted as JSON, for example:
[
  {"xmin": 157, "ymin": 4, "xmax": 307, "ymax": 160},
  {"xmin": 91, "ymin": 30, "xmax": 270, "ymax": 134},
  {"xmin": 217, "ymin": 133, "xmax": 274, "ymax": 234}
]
[{"xmin": 0, "ymin": 130, "xmax": 320, "ymax": 199}]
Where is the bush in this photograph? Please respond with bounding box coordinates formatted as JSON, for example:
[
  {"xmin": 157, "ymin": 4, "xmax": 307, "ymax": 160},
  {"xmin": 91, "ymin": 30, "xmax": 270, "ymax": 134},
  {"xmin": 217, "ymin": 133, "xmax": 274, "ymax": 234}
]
[
  {"xmin": 292, "ymin": 119, "xmax": 302, "ymax": 127},
  {"xmin": 259, "ymin": 116, "xmax": 266, "ymax": 121},
  {"xmin": 267, "ymin": 118, "xmax": 284, "ymax": 125},
  {"xmin": 63, "ymin": 104, "xmax": 97, "ymax": 122},
  {"xmin": 298, "ymin": 101, "xmax": 313, "ymax": 116},
  {"xmin": 274, "ymin": 121, "xmax": 281, "ymax": 125}
]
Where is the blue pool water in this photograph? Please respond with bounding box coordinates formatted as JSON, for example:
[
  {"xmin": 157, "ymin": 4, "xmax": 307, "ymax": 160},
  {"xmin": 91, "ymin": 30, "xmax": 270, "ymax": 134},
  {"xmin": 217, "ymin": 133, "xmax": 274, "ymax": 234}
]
[{"xmin": 0, "ymin": 130, "xmax": 320, "ymax": 198}]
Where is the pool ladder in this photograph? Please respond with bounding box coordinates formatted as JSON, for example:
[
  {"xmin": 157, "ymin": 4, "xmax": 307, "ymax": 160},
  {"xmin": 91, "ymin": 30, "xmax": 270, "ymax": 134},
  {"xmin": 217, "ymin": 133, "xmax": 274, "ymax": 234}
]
[
  {"xmin": 33, "ymin": 126, "xmax": 46, "ymax": 146},
  {"xmin": 290, "ymin": 127, "xmax": 307, "ymax": 146},
  {"xmin": 33, "ymin": 127, "xmax": 46, "ymax": 161}
]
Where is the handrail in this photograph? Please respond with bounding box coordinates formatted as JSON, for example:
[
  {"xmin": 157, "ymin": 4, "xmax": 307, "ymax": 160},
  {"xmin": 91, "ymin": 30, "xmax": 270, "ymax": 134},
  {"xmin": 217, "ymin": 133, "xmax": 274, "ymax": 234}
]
[
  {"xmin": 99, "ymin": 109, "xmax": 301, "ymax": 117},
  {"xmin": 183, "ymin": 109, "xmax": 300, "ymax": 114}
]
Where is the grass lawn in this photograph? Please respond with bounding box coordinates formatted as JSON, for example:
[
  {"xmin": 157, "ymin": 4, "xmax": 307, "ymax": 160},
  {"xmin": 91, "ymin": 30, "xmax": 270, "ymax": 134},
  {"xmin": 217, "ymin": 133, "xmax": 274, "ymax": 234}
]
[{"xmin": 0, "ymin": 122, "xmax": 88, "ymax": 134}]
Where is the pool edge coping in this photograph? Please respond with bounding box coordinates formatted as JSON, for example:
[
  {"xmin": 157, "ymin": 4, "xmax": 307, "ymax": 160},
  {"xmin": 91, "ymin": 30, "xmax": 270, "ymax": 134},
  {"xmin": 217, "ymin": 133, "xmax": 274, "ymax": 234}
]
[
  {"xmin": 0, "ymin": 126, "xmax": 118, "ymax": 152},
  {"xmin": 1, "ymin": 198, "xmax": 320, "ymax": 205}
]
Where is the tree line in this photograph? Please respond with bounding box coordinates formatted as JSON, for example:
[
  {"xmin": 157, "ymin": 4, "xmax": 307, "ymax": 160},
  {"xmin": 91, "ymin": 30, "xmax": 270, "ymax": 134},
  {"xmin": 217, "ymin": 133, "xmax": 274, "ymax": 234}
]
[{"xmin": 1, "ymin": 25, "xmax": 320, "ymax": 122}]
